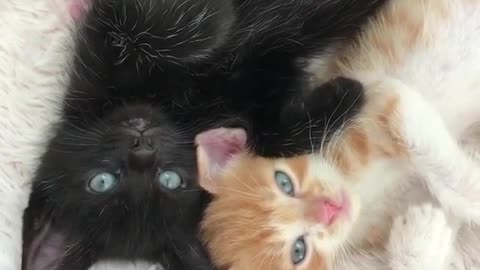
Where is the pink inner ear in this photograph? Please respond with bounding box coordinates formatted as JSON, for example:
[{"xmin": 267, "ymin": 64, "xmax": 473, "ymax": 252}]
[
  {"xmin": 68, "ymin": 0, "xmax": 91, "ymax": 21},
  {"xmin": 25, "ymin": 221, "xmax": 65, "ymax": 270},
  {"xmin": 195, "ymin": 128, "xmax": 247, "ymax": 170}
]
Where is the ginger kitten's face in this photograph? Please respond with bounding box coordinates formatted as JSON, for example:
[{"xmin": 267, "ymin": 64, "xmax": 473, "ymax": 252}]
[{"xmin": 195, "ymin": 128, "xmax": 361, "ymax": 270}]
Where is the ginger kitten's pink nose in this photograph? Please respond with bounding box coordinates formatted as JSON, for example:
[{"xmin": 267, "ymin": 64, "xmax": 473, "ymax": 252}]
[
  {"xmin": 310, "ymin": 193, "xmax": 350, "ymax": 225},
  {"xmin": 315, "ymin": 199, "xmax": 342, "ymax": 225}
]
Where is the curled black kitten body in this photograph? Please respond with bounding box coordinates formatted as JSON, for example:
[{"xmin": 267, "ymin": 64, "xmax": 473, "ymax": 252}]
[
  {"xmin": 22, "ymin": 0, "xmax": 232, "ymax": 269},
  {"xmin": 169, "ymin": 0, "xmax": 388, "ymax": 157}
]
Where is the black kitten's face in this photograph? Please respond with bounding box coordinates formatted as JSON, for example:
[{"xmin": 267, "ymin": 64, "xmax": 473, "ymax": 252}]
[
  {"xmin": 52, "ymin": 105, "xmax": 201, "ymax": 226},
  {"xmin": 23, "ymin": 105, "xmax": 208, "ymax": 270}
]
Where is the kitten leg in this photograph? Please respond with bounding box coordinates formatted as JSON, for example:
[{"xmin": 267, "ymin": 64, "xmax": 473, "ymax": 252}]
[
  {"xmin": 378, "ymin": 78, "xmax": 480, "ymax": 224},
  {"xmin": 387, "ymin": 204, "xmax": 454, "ymax": 270}
]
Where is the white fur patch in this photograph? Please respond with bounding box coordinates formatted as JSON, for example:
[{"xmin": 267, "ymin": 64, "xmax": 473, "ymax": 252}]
[{"xmin": 90, "ymin": 261, "xmax": 164, "ymax": 270}]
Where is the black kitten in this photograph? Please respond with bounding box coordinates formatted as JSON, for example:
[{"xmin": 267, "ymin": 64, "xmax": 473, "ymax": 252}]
[{"xmin": 22, "ymin": 0, "xmax": 232, "ymax": 270}]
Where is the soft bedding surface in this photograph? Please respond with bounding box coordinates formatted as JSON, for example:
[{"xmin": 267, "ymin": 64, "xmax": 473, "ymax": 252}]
[{"xmin": 0, "ymin": 0, "xmax": 72, "ymax": 268}]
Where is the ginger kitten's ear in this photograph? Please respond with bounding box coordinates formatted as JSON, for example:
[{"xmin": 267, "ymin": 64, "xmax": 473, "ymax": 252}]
[{"xmin": 195, "ymin": 128, "xmax": 247, "ymax": 194}]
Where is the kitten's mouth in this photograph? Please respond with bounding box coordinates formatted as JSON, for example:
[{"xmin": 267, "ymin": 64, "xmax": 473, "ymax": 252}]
[{"xmin": 23, "ymin": 219, "xmax": 66, "ymax": 270}]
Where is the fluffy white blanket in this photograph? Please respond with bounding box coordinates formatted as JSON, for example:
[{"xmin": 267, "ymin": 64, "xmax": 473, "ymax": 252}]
[{"xmin": 0, "ymin": 0, "xmax": 71, "ymax": 268}]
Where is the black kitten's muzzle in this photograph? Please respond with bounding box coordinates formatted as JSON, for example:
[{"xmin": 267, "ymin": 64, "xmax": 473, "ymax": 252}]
[{"xmin": 128, "ymin": 134, "xmax": 157, "ymax": 170}]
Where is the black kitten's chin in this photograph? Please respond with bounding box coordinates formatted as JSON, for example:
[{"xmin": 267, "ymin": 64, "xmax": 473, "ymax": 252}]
[{"xmin": 23, "ymin": 219, "xmax": 65, "ymax": 270}]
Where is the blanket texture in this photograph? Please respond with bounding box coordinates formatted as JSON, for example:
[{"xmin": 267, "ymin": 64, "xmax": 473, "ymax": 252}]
[{"xmin": 0, "ymin": 0, "xmax": 72, "ymax": 268}]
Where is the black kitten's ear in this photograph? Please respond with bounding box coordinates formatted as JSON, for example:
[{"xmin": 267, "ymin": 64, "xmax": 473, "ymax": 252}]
[
  {"xmin": 300, "ymin": 77, "xmax": 365, "ymax": 119},
  {"xmin": 195, "ymin": 128, "xmax": 247, "ymax": 194},
  {"xmin": 22, "ymin": 205, "xmax": 67, "ymax": 270}
]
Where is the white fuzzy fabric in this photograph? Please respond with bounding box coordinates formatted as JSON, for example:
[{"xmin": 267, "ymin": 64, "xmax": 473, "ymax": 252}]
[{"xmin": 0, "ymin": 0, "xmax": 72, "ymax": 268}]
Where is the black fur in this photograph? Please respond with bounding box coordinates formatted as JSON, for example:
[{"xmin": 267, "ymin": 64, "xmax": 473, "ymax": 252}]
[
  {"xmin": 22, "ymin": 0, "xmax": 386, "ymax": 269},
  {"xmin": 22, "ymin": 1, "xmax": 228, "ymax": 270},
  {"xmin": 167, "ymin": 0, "xmax": 387, "ymax": 156},
  {"xmin": 22, "ymin": 106, "xmax": 212, "ymax": 270}
]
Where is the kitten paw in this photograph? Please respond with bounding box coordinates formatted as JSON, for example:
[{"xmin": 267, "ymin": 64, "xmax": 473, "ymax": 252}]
[
  {"xmin": 371, "ymin": 78, "xmax": 449, "ymax": 151},
  {"xmin": 260, "ymin": 77, "xmax": 365, "ymax": 156},
  {"xmin": 377, "ymin": 78, "xmax": 480, "ymax": 225},
  {"xmin": 306, "ymin": 77, "xmax": 365, "ymax": 116},
  {"xmin": 388, "ymin": 204, "xmax": 453, "ymax": 270},
  {"xmin": 301, "ymin": 77, "xmax": 365, "ymax": 134}
]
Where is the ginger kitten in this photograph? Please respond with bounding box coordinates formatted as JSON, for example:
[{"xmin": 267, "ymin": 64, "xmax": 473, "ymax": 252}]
[
  {"xmin": 196, "ymin": 0, "xmax": 480, "ymax": 269},
  {"xmin": 196, "ymin": 86, "xmax": 477, "ymax": 270}
]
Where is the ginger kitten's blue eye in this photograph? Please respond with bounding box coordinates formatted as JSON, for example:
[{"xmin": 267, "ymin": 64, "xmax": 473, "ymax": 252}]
[
  {"xmin": 158, "ymin": 171, "xmax": 183, "ymax": 190},
  {"xmin": 88, "ymin": 172, "xmax": 118, "ymax": 193},
  {"xmin": 275, "ymin": 170, "xmax": 294, "ymax": 196},
  {"xmin": 292, "ymin": 236, "xmax": 307, "ymax": 265}
]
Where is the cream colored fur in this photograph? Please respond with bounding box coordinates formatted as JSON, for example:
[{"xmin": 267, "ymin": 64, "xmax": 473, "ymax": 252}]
[{"xmin": 308, "ymin": 0, "xmax": 480, "ymax": 269}]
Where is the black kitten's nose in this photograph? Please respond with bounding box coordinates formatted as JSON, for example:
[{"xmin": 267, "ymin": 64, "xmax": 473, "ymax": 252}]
[
  {"xmin": 130, "ymin": 136, "xmax": 154, "ymax": 151},
  {"xmin": 128, "ymin": 136, "xmax": 156, "ymax": 169}
]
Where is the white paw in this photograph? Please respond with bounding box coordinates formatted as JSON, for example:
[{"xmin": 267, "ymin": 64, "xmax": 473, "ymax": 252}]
[
  {"xmin": 387, "ymin": 79, "xmax": 451, "ymax": 151},
  {"xmin": 388, "ymin": 204, "xmax": 453, "ymax": 270}
]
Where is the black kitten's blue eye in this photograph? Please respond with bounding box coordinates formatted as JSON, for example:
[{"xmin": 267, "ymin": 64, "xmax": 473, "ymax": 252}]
[
  {"xmin": 291, "ymin": 236, "xmax": 307, "ymax": 265},
  {"xmin": 275, "ymin": 170, "xmax": 294, "ymax": 196},
  {"xmin": 88, "ymin": 172, "xmax": 118, "ymax": 193},
  {"xmin": 158, "ymin": 171, "xmax": 183, "ymax": 190}
]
